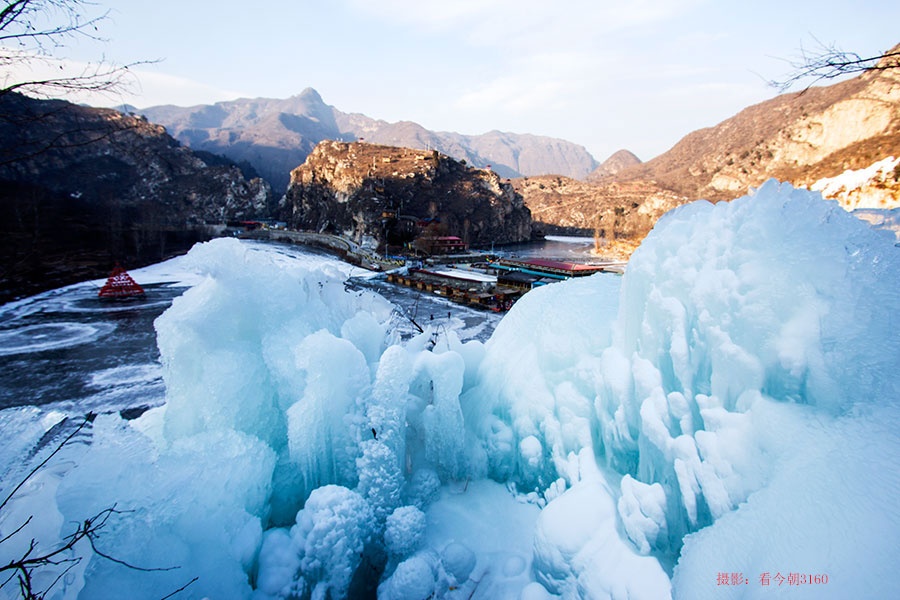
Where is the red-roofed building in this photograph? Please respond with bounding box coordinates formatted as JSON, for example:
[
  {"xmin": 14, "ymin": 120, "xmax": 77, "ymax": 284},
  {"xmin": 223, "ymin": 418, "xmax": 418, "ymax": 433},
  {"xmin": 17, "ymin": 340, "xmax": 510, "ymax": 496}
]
[{"xmin": 497, "ymin": 258, "xmax": 607, "ymax": 277}]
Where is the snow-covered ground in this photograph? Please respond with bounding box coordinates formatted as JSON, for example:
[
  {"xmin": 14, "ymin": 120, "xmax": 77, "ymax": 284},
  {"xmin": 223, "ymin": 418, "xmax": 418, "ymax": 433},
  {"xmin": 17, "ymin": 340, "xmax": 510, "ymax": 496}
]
[{"xmin": 1, "ymin": 181, "xmax": 899, "ymax": 599}]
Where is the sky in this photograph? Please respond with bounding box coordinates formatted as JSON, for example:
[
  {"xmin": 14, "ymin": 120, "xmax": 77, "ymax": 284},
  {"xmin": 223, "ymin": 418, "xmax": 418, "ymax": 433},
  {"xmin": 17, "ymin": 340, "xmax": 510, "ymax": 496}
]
[{"xmin": 8, "ymin": 0, "xmax": 900, "ymax": 162}]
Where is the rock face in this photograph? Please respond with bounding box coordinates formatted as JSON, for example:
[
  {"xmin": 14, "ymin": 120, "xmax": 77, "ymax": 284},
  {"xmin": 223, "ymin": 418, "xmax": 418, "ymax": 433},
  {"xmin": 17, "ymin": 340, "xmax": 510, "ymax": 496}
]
[
  {"xmin": 0, "ymin": 93, "xmax": 272, "ymax": 301},
  {"xmin": 515, "ymin": 176, "xmax": 686, "ymax": 259},
  {"xmin": 347, "ymin": 123, "xmax": 599, "ymax": 182},
  {"xmin": 141, "ymin": 88, "xmax": 599, "ymax": 191},
  {"xmin": 282, "ymin": 141, "xmax": 532, "ymax": 249}
]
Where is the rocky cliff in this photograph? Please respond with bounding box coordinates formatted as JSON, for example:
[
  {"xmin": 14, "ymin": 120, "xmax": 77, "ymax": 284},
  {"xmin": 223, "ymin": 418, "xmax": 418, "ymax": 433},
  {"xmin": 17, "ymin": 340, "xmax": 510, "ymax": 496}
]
[
  {"xmin": 282, "ymin": 141, "xmax": 532, "ymax": 249},
  {"xmin": 515, "ymin": 176, "xmax": 687, "ymax": 259},
  {"xmin": 0, "ymin": 93, "xmax": 272, "ymax": 301},
  {"xmin": 140, "ymin": 88, "xmax": 599, "ymax": 191}
]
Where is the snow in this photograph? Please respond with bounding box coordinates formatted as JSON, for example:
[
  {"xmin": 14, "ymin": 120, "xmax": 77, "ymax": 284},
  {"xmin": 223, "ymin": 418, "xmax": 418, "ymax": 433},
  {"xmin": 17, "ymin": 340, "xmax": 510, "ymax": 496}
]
[
  {"xmin": 533, "ymin": 477, "xmax": 670, "ymax": 599},
  {"xmin": 810, "ymin": 156, "xmax": 900, "ymax": 210},
  {"xmin": 379, "ymin": 555, "xmax": 436, "ymax": 600},
  {"xmin": 439, "ymin": 541, "xmax": 477, "ymax": 583},
  {"xmin": 1, "ymin": 181, "xmax": 899, "ymax": 599},
  {"xmin": 287, "ymin": 484, "xmax": 374, "ymax": 599},
  {"xmin": 385, "ymin": 505, "xmax": 427, "ymax": 557},
  {"xmin": 420, "ymin": 479, "xmax": 541, "ymax": 599},
  {"xmin": 422, "ymin": 267, "xmax": 498, "ymax": 283}
]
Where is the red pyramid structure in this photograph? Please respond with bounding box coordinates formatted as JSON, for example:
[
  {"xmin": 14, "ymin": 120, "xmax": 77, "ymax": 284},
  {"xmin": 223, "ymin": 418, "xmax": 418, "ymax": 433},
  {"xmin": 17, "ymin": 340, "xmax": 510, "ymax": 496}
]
[{"xmin": 98, "ymin": 265, "xmax": 146, "ymax": 299}]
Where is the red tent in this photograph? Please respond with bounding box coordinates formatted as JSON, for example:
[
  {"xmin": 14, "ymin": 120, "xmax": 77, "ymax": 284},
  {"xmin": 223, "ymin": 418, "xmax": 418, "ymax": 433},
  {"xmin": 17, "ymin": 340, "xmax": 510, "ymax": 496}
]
[{"xmin": 98, "ymin": 265, "xmax": 145, "ymax": 299}]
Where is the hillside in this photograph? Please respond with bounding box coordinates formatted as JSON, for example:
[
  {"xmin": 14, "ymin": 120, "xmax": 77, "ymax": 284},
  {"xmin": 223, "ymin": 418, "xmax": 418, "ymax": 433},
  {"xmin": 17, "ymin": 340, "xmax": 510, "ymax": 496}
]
[
  {"xmin": 282, "ymin": 141, "xmax": 532, "ymax": 250},
  {"xmin": 612, "ymin": 48, "xmax": 900, "ymax": 204},
  {"xmin": 519, "ymin": 52, "xmax": 900, "ymax": 255},
  {"xmin": 140, "ymin": 89, "xmax": 599, "ymax": 191},
  {"xmin": 514, "ymin": 176, "xmax": 687, "ymax": 259},
  {"xmin": 0, "ymin": 93, "xmax": 271, "ymax": 301}
]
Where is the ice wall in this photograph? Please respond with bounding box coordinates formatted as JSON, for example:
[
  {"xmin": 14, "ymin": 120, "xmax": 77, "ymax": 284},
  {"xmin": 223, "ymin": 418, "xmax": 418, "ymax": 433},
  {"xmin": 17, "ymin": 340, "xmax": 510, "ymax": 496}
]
[
  {"xmin": 466, "ymin": 180, "xmax": 900, "ymax": 598},
  {"xmin": 22, "ymin": 239, "xmax": 389, "ymax": 599},
  {"xmin": 38, "ymin": 238, "xmax": 489, "ymax": 599},
  {"xmin": 600, "ymin": 180, "xmax": 900, "ymax": 544}
]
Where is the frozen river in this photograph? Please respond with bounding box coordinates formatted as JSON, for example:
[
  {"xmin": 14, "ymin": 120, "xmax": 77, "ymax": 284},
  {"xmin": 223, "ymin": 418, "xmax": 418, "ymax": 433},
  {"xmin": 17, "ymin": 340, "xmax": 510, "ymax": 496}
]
[
  {"xmin": 0, "ymin": 282, "xmax": 179, "ymax": 415},
  {"xmin": 0, "ymin": 237, "xmax": 599, "ymax": 418}
]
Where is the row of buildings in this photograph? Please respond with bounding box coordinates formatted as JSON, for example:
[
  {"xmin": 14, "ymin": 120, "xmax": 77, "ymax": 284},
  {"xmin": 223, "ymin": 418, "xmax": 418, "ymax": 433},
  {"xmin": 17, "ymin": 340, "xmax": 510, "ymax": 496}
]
[{"xmin": 386, "ymin": 256, "xmax": 623, "ymax": 312}]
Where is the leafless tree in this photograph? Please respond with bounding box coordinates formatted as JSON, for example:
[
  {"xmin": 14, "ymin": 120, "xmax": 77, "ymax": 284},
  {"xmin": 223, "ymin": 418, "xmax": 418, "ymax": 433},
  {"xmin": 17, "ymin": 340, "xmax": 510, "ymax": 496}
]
[
  {"xmin": 0, "ymin": 0, "xmax": 149, "ymax": 100},
  {"xmin": 0, "ymin": 414, "xmax": 198, "ymax": 599},
  {"xmin": 0, "ymin": 1, "xmax": 156, "ymax": 169},
  {"xmin": 769, "ymin": 38, "xmax": 900, "ymax": 92}
]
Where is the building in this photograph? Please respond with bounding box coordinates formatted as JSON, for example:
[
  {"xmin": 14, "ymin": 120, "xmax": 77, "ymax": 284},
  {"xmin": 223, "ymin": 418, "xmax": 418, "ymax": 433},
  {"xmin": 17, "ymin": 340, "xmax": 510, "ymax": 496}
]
[{"xmin": 415, "ymin": 236, "xmax": 468, "ymax": 255}]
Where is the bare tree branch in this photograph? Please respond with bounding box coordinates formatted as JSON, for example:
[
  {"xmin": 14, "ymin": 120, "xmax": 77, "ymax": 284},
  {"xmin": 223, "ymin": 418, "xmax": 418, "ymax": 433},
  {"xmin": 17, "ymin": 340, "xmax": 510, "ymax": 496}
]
[
  {"xmin": 770, "ymin": 38, "xmax": 900, "ymax": 92},
  {"xmin": 159, "ymin": 576, "xmax": 200, "ymax": 600},
  {"xmin": 0, "ymin": 515, "xmax": 32, "ymax": 546},
  {"xmin": 0, "ymin": 0, "xmax": 156, "ymax": 101},
  {"xmin": 0, "ymin": 412, "xmax": 194, "ymax": 599},
  {"xmin": 81, "ymin": 506, "xmax": 180, "ymax": 572},
  {"xmin": 0, "ymin": 0, "xmax": 107, "ymax": 47},
  {"xmin": 0, "ymin": 413, "xmax": 94, "ymax": 514}
]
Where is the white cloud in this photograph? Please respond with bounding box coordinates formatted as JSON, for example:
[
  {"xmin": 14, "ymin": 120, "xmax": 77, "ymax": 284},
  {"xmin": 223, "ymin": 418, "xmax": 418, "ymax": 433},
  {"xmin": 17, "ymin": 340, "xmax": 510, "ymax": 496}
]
[
  {"xmin": 115, "ymin": 69, "xmax": 246, "ymax": 108},
  {"xmin": 455, "ymin": 75, "xmax": 570, "ymax": 113},
  {"xmin": 346, "ymin": 0, "xmax": 711, "ymax": 130},
  {"xmin": 1, "ymin": 48, "xmax": 245, "ymax": 108},
  {"xmin": 347, "ymin": 0, "xmax": 707, "ymax": 47},
  {"xmin": 453, "ymin": 49, "xmax": 597, "ymax": 114},
  {"xmin": 346, "ymin": 0, "xmax": 489, "ymax": 29}
]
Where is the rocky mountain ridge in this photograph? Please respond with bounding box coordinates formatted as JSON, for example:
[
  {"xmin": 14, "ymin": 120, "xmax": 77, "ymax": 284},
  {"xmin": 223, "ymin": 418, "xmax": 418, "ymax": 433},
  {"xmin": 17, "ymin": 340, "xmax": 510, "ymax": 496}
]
[
  {"xmin": 282, "ymin": 141, "xmax": 532, "ymax": 250},
  {"xmin": 139, "ymin": 88, "xmax": 600, "ymax": 191},
  {"xmin": 0, "ymin": 93, "xmax": 272, "ymax": 301},
  {"xmin": 610, "ymin": 47, "xmax": 900, "ymax": 203}
]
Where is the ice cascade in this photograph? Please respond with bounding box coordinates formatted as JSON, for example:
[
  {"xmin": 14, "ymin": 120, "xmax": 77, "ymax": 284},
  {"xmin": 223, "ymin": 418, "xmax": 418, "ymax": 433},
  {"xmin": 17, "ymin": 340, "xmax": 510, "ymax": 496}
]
[{"xmin": 6, "ymin": 181, "xmax": 899, "ymax": 599}]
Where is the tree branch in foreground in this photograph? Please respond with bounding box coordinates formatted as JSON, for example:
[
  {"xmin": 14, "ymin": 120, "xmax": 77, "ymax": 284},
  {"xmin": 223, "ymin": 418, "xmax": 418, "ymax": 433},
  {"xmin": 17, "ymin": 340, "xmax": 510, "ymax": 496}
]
[
  {"xmin": 0, "ymin": 413, "xmax": 198, "ymax": 599},
  {"xmin": 769, "ymin": 38, "xmax": 900, "ymax": 92}
]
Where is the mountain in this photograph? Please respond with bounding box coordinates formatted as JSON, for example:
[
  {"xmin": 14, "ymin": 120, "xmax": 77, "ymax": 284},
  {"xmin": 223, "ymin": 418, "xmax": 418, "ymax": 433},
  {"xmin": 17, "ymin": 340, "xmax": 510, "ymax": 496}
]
[
  {"xmin": 587, "ymin": 149, "xmax": 642, "ymax": 181},
  {"xmin": 282, "ymin": 141, "xmax": 532, "ymax": 249},
  {"xmin": 519, "ymin": 49, "xmax": 900, "ymax": 256},
  {"xmin": 139, "ymin": 89, "xmax": 599, "ymax": 191},
  {"xmin": 611, "ymin": 47, "xmax": 900, "ymax": 203},
  {"xmin": 0, "ymin": 93, "xmax": 272, "ymax": 301}
]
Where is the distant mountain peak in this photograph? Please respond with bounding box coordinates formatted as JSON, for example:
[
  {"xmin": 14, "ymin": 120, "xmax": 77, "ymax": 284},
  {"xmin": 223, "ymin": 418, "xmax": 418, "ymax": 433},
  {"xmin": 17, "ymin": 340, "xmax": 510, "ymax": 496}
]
[
  {"xmin": 587, "ymin": 149, "xmax": 642, "ymax": 181},
  {"xmin": 140, "ymin": 91, "xmax": 600, "ymax": 191},
  {"xmin": 295, "ymin": 87, "xmax": 323, "ymax": 100}
]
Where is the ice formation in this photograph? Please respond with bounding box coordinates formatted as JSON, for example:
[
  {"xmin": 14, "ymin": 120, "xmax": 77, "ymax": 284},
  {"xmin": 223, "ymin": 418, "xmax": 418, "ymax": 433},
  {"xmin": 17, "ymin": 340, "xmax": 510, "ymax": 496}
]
[{"xmin": 2, "ymin": 181, "xmax": 899, "ymax": 599}]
